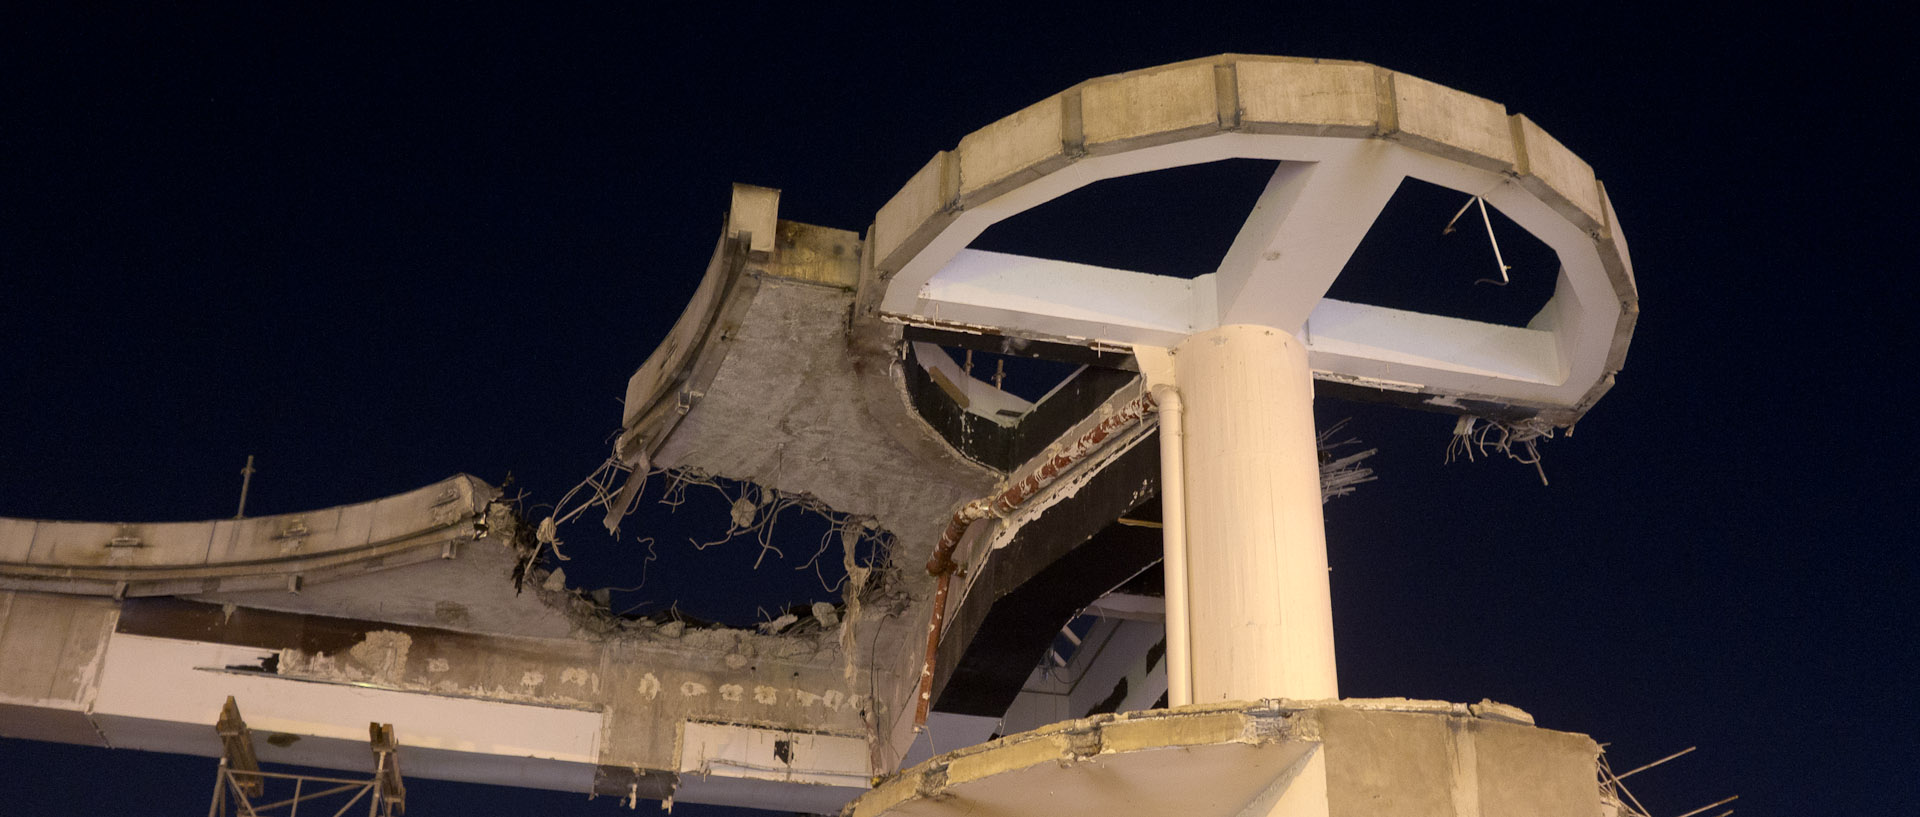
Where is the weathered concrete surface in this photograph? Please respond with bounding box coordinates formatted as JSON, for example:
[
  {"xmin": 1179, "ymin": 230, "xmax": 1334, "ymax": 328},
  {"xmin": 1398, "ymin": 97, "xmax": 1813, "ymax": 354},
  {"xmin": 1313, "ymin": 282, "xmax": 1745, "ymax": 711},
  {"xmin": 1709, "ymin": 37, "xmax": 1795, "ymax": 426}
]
[
  {"xmin": 867, "ymin": 54, "xmax": 1637, "ymax": 430},
  {"xmin": 192, "ymin": 525, "xmax": 577, "ymax": 640},
  {"xmin": 1081, "ymin": 60, "xmax": 1222, "ymax": 148},
  {"xmin": 653, "ymin": 277, "xmax": 989, "ymax": 550},
  {"xmin": 1319, "ymin": 706, "xmax": 1599, "ymax": 817},
  {"xmin": 264, "ymin": 609, "xmax": 869, "ymax": 782},
  {"xmin": 2, "ymin": 591, "xmax": 877, "ymax": 805},
  {"xmin": 0, "ymin": 475, "xmax": 492, "ymax": 598},
  {"xmin": 846, "ymin": 699, "xmax": 1602, "ymax": 817},
  {"xmin": 0, "ymin": 591, "xmax": 118, "ymax": 745},
  {"xmin": 650, "ymin": 273, "xmax": 993, "ymax": 772},
  {"xmin": 615, "ymin": 191, "xmax": 1001, "ymax": 773}
]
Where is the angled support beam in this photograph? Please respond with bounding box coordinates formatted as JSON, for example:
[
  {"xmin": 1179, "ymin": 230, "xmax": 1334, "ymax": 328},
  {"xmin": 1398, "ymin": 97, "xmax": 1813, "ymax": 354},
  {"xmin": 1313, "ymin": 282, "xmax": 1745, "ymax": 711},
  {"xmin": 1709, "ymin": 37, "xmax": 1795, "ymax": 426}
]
[{"xmin": 1214, "ymin": 148, "xmax": 1403, "ymax": 333}]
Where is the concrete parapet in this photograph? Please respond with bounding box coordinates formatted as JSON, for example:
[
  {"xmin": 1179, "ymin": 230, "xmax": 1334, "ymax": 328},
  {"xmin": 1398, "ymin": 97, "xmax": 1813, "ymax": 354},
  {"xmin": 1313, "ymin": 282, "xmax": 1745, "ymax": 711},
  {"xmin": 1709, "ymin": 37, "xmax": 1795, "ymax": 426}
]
[
  {"xmin": 1236, "ymin": 59, "xmax": 1383, "ymax": 137},
  {"xmin": 957, "ymin": 94, "xmax": 1069, "ymax": 201},
  {"xmin": 872, "ymin": 150, "xmax": 956, "ymax": 274},
  {"xmin": 845, "ymin": 699, "xmax": 1603, "ymax": 817},
  {"xmin": 0, "ymin": 475, "xmax": 493, "ymax": 599},
  {"xmin": 1511, "ymin": 114, "xmax": 1604, "ymax": 230},
  {"xmin": 1385, "ymin": 71, "xmax": 1517, "ymax": 172},
  {"xmin": 1080, "ymin": 61, "xmax": 1222, "ymax": 149},
  {"xmin": 0, "ymin": 591, "xmax": 119, "ymax": 745}
]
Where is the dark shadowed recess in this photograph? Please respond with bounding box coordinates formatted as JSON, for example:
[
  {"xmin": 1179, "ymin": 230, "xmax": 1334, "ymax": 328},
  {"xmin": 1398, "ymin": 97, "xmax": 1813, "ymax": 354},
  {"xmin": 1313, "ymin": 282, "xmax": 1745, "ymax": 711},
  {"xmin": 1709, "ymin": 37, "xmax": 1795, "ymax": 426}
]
[
  {"xmin": 1329, "ymin": 177, "xmax": 1559, "ymax": 328},
  {"xmin": 968, "ymin": 159, "xmax": 1282, "ymax": 279},
  {"xmin": 543, "ymin": 471, "xmax": 887, "ymax": 630}
]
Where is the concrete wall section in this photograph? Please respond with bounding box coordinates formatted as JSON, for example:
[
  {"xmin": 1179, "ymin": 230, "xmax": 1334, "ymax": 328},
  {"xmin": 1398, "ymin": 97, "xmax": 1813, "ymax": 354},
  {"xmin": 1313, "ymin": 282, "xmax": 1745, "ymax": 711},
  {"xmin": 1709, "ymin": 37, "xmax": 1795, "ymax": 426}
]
[
  {"xmin": 847, "ymin": 700, "xmax": 1603, "ymax": 817},
  {"xmin": 193, "ymin": 530, "xmax": 577, "ymax": 640},
  {"xmin": 1386, "ymin": 72, "xmax": 1515, "ymax": 172},
  {"xmin": 1317, "ymin": 706, "xmax": 1601, "ymax": 817},
  {"xmin": 1471, "ymin": 718, "xmax": 1601, "ymax": 817},
  {"xmin": 0, "ymin": 475, "xmax": 492, "ymax": 598},
  {"xmin": 1511, "ymin": 114, "xmax": 1604, "ymax": 231},
  {"xmin": 958, "ymin": 94, "xmax": 1070, "ymax": 202},
  {"xmin": 1080, "ymin": 61, "xmax": 1222, "ymax": 148},
  {"xmin": 872, "ymin": 151, "xmax": 957, "ymax": 271},
  {"xmin": 1236, "ymin": 59, "xmax": 1383, "ymax": 137},
  {"xmin": 0, "ymin": 591, "xmax": 118, "ymax": 745}
]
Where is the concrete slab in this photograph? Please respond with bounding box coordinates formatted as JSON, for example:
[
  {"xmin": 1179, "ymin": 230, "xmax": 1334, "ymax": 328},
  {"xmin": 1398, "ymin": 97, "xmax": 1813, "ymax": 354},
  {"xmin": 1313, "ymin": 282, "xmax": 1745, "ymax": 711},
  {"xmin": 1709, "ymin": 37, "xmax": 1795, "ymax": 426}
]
[
  {"xmin": 958, "ymin": 94, "xmax": 1067, "ymax": 201},
  {"xmin": 873, "ymin": 151, "xmax": 956, "ymax": 270},
  {"xmin": 1237, "ymin": 59, "xmax": 1382, "ymax": 136},
  {"xmin": 849, "ymin": 701, "xmax": 1602, "ymax": 817},
  {"xmin": 1512, "ymin": 114, "xmax": 1604, "ymax": 230},
  {"xmin": 0, "ymin": 591, "xmax": 117, "ymax": 709},
  {"xmin": 1388, "ymin": 72, "xmax": 1516, "ymax": 172},
  {"xmin": 1081, "ymin": 61, "xmax": 1221, "ymax": 147}
]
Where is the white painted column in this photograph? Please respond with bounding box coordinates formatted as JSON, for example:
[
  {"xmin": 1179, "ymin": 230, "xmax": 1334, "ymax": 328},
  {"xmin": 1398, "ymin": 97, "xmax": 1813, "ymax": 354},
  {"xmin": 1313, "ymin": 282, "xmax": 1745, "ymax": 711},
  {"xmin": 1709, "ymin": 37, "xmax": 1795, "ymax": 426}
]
[
  {"xmin": 1172, "ymin": 324, "xmax": 1337, "ymax": 702},
  {"xmin": 1152, "ymin": 382, "xmax": 1192, "ymax": 707}
]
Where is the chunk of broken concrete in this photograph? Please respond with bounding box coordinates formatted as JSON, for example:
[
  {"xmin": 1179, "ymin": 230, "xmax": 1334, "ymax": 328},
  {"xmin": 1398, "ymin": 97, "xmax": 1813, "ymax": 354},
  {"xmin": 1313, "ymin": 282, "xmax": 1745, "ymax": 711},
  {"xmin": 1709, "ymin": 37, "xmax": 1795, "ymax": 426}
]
[{"xmin": 812, "ymin": 601, "xmax": 840, "ymax": 627}]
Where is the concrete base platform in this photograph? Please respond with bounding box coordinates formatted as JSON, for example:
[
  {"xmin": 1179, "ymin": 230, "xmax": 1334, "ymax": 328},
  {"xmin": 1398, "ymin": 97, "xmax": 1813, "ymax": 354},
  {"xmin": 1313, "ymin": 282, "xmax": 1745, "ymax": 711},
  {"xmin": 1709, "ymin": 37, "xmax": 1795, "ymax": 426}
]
[{"xmin": 848, "ymin": 699, "xmax": 1601, "ymax": 817}]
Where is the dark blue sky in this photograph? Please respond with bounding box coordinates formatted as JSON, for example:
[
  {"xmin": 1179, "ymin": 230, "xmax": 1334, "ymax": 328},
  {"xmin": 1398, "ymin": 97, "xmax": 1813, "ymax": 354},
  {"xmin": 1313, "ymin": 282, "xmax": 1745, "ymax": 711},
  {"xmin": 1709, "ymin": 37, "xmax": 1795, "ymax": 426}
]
[{"xmin": 3, "ymin": 5, "xmax": 1910, "ymax": 815}]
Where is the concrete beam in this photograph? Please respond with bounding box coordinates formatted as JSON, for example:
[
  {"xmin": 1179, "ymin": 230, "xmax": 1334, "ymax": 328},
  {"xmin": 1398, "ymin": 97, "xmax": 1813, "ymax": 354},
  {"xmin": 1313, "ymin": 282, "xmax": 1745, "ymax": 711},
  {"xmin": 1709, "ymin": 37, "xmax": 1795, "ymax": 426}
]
[
  {"xmin": 0, "ymin": 475, "xmax": 492, "ymax": 599},
  {"xmin": 865, "ymin": 54, "xmax": 1636, "ymax": 427}
]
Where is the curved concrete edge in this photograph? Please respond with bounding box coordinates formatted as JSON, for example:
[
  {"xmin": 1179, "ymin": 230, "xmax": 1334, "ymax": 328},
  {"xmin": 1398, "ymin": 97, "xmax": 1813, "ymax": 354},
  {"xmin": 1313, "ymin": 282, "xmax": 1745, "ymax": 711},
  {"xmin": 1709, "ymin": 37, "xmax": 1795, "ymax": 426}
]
[
  {"xmin": 848, "ymin": 698, "xmax": 1603, "ymax": 817},
  {"xmin": 864, "ymin": 54, "xmax": 1638, "ymax": 427},
  {"xmin": 0, "ymin": 475, "xmax": 495, "ymax": 598},
  {"xmin": 617, "ymin": 225, "xmax": 754, "ymax": 464},
  {"xmin": 606, "ymin": 183, "xmax": 1004, "ymax": 779},
  {"xmin": 872, "ymin": 54, "xmax": 1616, "ymax": 276}
]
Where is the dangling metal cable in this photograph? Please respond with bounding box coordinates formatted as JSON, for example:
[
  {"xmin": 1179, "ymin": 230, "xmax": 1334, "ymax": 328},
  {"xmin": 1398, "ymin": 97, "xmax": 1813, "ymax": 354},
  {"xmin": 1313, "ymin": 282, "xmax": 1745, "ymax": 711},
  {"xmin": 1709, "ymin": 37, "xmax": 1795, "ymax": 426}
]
[{"xmin": 1441, "ymin": 195, "xmax": 1511, "ymax": 286}]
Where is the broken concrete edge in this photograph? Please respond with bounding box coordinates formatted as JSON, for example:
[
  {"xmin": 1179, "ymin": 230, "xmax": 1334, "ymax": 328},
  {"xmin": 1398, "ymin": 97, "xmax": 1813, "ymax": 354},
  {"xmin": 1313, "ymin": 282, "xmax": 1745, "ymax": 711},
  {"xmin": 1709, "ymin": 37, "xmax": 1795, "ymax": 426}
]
[
  {"xmin": 491, "ymin": 463, "xmax": 934, "ymax": 768},
  {"xmin": 0, "ymin": 474, "xmax": 495, "ymax": 598},
  {"xmin": 0, "ymin": 469, "xmax": 883, "ymax": 670},
  {"xmin": 484, "ymin": 489, "xmax": 882, "ymax": 653},
  {"xmin": 616, "ymin": 230, "xmax": 754, "ymax": 463},
  {"xmin": 606, "ymin": 191, "xmax": 1004, "ymax": 776},
  {"xmin": 618, "ymin": 190, "xmax": 869, "ymax": 464},
  {"xmin": 848, "ymin": 697, "xmax": 1574, "ymax": 817}
]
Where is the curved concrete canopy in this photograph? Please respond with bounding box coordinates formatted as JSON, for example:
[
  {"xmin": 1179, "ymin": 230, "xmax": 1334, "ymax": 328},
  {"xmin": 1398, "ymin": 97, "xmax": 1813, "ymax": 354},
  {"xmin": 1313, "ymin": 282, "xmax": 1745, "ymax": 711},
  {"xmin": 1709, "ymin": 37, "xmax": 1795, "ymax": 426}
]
[{"xmin": 870, "ymin": 55, "xmax": 1637, "ymax": 425}]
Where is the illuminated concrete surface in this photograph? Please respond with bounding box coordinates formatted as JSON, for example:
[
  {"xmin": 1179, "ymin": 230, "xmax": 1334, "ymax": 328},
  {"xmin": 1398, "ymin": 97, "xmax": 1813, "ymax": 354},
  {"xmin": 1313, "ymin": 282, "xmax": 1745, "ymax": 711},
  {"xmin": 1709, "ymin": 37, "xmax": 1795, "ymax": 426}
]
[
  {"xmin": 2, "ymin": 53, "xmax": 1636, "ymax": 815},
  {"xmin": 849, "ymin": 700, "xmax": 1601, "ymax": 817}
]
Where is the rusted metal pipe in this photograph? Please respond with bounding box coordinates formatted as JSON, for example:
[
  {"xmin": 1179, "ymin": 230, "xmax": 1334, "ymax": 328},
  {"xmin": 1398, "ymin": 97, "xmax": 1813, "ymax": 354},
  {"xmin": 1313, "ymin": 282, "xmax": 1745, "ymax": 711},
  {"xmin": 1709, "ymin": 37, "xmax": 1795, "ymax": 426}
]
[{"xmin": 914, "ymin": 392, "xmax": 1158, "ymax": 728}]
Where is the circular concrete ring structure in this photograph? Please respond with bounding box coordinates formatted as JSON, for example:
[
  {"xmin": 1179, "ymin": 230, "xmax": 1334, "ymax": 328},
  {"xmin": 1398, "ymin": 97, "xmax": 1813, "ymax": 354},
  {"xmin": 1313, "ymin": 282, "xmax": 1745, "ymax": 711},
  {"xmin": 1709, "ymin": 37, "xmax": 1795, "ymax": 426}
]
[
  {"xmin": 846, "ymin": 699, "xmax": 1602, "ymax": 817},
  {"xmin": 868, "ymin": 55, "xmax": 1637, "ymax": 426}
]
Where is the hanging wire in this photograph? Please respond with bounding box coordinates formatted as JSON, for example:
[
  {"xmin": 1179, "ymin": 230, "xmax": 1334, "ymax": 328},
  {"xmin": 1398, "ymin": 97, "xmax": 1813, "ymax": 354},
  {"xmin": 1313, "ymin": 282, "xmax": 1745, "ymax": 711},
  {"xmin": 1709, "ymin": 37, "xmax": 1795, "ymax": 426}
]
[{"xmin": 1441, "ymin": 194, "xmax": 1512, "ymax": 286}]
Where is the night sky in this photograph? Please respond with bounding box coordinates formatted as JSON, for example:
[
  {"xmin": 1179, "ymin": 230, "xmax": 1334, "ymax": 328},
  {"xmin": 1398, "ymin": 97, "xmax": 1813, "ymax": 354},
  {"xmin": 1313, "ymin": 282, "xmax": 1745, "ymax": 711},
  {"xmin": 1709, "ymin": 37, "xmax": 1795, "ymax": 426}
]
[{"xmin": 3, "ymin": 5, "xmax": 1910, "ymax": 815}]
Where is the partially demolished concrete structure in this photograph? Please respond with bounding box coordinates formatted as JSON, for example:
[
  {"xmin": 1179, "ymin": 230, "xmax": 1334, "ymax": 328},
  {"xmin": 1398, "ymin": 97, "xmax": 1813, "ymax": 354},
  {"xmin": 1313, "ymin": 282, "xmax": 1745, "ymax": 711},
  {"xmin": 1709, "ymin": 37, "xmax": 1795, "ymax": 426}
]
[{"xmin": 2, "ymin": 55, "xmax": 1638, "ymax": 816}]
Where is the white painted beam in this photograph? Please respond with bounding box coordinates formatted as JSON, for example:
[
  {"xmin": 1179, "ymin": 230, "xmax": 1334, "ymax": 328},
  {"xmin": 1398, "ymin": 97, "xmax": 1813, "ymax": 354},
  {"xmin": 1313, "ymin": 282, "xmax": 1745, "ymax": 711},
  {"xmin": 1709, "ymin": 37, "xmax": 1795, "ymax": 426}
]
[
  {"xmin": 915, "ymin": 249, "xmax": 1200, "ymax": 346},
  {"xmin": 676, "ymin": 720, "xmax": 870, "ymax": 813},
  {"xmin": 1214, "ymin": 146, "xmax": 1403, "ymax": 333},
  {"xmin": 89, "ymin": 634, "xmax": 603, "ymax": 792}
]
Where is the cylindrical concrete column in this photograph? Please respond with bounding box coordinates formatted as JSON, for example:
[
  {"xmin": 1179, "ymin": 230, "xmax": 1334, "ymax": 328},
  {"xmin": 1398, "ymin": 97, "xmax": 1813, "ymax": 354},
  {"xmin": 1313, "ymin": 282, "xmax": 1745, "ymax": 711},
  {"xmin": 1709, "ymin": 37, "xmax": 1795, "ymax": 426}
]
[{"xmin": 1172, "ymin": 324, "xmax": 1336, "ymax": 701}]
